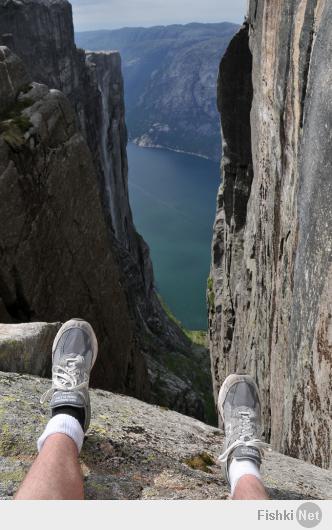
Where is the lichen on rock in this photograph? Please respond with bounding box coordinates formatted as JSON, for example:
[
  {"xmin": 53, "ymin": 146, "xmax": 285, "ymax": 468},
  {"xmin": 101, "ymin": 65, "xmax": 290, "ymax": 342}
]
[{"xmin": 1, "ymin": 371, "xmax": 332, "ymax": 500}]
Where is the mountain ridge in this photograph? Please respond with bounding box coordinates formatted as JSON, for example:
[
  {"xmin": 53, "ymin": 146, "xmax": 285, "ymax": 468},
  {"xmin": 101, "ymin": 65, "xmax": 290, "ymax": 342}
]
[{"xmin": 76, "ymin": 22, "xmax": 239, "ymax": 161}]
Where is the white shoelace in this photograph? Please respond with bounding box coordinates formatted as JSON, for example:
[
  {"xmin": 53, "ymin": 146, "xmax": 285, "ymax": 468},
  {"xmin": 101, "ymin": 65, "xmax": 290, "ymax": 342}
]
[
  {"xmin": 218, "ymin": 410, "xmax": 272, "ymax": 464},
  {"xmin": 40, "ymin": 354, "xmax": 88, "ymax": 404}
]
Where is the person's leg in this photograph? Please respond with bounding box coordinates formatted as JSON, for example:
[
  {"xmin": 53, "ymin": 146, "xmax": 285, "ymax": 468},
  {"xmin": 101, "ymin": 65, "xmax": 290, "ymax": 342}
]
[
  {"xmin": 14, "ymin": 318, "xmax": 98, "ymax": 500},
  {"xmin": 217, "ymin": 374, "xmax": 271, "ymax": 500},
  {"xmin": 232, "ymin": 475, "xmax": 269, "ymax": 500},
  {"xmin": 15, "ymin": 434, "xmax": 84, "ymax": 500}
]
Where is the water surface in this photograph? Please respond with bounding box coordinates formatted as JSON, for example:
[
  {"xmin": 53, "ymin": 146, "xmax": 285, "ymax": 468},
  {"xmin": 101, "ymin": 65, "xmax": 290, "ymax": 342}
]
[{"xmin": 127, "ymin": 143, "xmax": 220, "ymax": 330}]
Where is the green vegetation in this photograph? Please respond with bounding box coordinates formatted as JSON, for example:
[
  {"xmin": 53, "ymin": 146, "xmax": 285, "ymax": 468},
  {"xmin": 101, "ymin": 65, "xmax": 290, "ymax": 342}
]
[
  {"xmin": 207, "ymin": 276, "xmax": 215, "ymax": 313},
  {"xmin": 185, "ymin": 329, "xmax": 207, "ymax": 347},
  {"xmin": 184, "ymin": 452, "xmax": 215, "ymax": 473},
  {"xmin": 157, "ymin": 292, "xmax": 183, "ymax": 328},
  {"xmin": 157, "ymin": 293, "xmax": 217, "ymax": 426},
  {"xmin": 0, "ymin": 98, "xmax": 32, "ymax": 149},
  {"xmin": 157, "ymin": 293, "xmax": 206, "ymax": 346}
]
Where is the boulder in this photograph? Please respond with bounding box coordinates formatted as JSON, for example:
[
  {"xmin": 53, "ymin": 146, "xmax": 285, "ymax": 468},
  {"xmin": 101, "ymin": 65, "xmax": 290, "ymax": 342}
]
[{"xmin": 0, "ymin": 323, "xmax": 60, "ymax": 376}]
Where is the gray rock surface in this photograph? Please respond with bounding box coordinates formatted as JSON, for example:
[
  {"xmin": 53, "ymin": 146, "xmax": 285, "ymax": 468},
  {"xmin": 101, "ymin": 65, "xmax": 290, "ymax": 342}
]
[
  {"xmin": 0, "ymin": 1, "xmax": 212, "ymax": 420},
  {"xmin": 0, "ymin": 323, "xmax": 61, "ymax": 376},
  {"xmin": 0, "ymin": 46, "xmax": 30, "ymax": 114},
  {"xmin": 0, "ymin": 53, "xmax": 149, "ymax": 400},
  {"xmin": 209, "ymin": 2, "xmax": 332, "ymax": 469},
  {"xmin": 208, "ymin": 25, "xmax": 253, "ymax": 405},
  {"xmin": 85, "ymin": 51, "xmax": 131, "ymax": 244},
  {"xmin": 1, "ymin": 371, "xmax": 332, "ymax": 500}
]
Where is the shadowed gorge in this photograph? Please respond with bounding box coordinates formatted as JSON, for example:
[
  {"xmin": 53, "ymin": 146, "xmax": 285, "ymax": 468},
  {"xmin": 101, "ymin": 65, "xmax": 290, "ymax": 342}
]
[{"xmin": 0, "ymin": 0, "xmax": 212, "ymax": 421}]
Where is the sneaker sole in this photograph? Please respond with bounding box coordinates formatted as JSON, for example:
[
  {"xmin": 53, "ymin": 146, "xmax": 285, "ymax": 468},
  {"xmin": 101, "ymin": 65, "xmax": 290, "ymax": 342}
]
[
  {"xmin": 218, "ymin": 373, "xmax": 260, "ymax": 422},
  {"xmin": 51, "ymin": 318, "xmax": 98, "ymax": 369}
]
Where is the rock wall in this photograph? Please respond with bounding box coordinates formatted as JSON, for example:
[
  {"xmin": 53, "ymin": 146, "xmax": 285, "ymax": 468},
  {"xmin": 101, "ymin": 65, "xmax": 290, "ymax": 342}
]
[
  {"xmin": 0, "ymin": 0, "xmax": 215, "ymax": 420},
  {"xmin": 209, "ymin": 1, "xmax": 332, "ymax": 468},
  {"xmin": 85, "ymin": 51, "xmax": 130, "ymax": 244},
  {"xmin": 0, "ymin": 0, "xmax": 142, "ymax": 272},
  {"xmin": 0, "ymin": 38, "xmax": 212, "ymax": 421},
  {"xmin": 1, "ymin": 370, "xmax": 332, "ymax": 499},
  {"xmin": 0, "ymin": 50, "xmax": 149, "ymax": 398},
  {"xmin": 0, "ymin": 0, "xmax": 102, "ymax": 163},
  {"xmin": 208, "ymin": 24, "xmax": 253, "ymax": 408}
]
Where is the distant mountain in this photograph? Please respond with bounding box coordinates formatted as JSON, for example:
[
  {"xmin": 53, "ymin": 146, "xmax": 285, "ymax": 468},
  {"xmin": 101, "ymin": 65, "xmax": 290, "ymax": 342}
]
[{"xmin": 76, "ymin": 23, "xmax": 239, "ymax": 160}]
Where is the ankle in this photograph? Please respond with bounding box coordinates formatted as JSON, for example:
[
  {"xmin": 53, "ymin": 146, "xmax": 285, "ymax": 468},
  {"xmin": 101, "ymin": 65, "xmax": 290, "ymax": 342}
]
[
  {"xmin": 52, "ymin": 406, "xmax": 85, "ymax": 431},
  {"xmin": 37, "ymin": 414, "xmax": 85, "ymax": 453},
  {"xmin": 229, "ymin": 458, "xmax": 261, "ymax": 496},
  {"xmin": 232, "ymin": 473, "xmax": 269, "ymax": 500}
]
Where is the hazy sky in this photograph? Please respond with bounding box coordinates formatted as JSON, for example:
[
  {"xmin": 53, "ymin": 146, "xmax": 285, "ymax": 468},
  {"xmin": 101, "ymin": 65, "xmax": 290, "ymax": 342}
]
[{"xmin": 71, "ymin": 0, "xmax": 247, "ymax": 32}]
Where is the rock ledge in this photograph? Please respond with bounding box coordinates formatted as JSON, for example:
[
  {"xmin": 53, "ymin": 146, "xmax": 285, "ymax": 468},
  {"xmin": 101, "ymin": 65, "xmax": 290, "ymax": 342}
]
[{"xmin": 0, "ymin": 372, "xmax": 331, "ymax": 500}]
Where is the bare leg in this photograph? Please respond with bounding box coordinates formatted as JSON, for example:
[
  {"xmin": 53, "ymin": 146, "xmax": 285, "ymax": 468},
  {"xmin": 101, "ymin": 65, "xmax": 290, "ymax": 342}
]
[
  {"xmin": 232, "ymin": 474, "xmax": 269, "ymax": 500},
  {"xmin": 15, "ymin": 433, "xmax": 84, "ymax": 500}
]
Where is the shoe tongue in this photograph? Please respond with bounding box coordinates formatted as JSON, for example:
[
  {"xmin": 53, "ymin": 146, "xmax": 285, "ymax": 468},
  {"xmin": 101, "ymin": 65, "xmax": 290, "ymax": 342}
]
[
  {"xmin": 232, "ymin": 382, "xmax": 257, "ymax": 408},
  {"xmin": 51, "ymin": 390, "xmax": 85, "ymax": 409}
]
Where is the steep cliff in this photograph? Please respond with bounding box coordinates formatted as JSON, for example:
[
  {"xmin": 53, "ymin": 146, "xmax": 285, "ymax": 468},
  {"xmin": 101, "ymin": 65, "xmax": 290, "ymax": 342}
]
[
  {"xmin": 209, "ymin": 2, "xmax": 332, "ymax": 468},
  {"xmin": 85, "ymin": 51, "xmax": 130, "ymax": 244},
  {"xmin": 0, "ymin": 0, "xmax": 212, "ymax": 420},
  {"xmin": 0, "ymin": 48, "xmax": 149, "ymax": 398},
  {"xmin": 1, "ymin": 370, "xmax": 332, "ymax": 499},
  {"xmin": 0, "ymin": 0, "xmax": 148, "ymax": 287}
]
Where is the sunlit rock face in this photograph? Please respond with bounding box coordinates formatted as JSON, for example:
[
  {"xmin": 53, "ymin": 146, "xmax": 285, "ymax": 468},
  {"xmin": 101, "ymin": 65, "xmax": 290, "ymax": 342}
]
[{"xmin": 209, "ymin": 1, "xmax": 332, "ymax": 468}]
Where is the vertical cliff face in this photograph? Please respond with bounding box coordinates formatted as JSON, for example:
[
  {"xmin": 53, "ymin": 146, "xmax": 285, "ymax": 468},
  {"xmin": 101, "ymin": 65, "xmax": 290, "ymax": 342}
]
[
  {"xmin": 0, "ymin": 0, "xmax": 212, "ymax": 420},
  {"xmin": 0, "ymin": 0, "xmax": 167, "ymax": 328},
  {"xmin": 209, "ymin": 1, "xmax": 332, "ymax": 468},
  {"xmin": 0, "ymin": 1, "xmax": 148, "ymax": 285},
  {"xmin": 0, "ymin": 1, "xmax": 111, "ymax": 224},
  {"xmin": 0, "ymin": 46, "xmax": 148, "ymax": 398},
  {"xmin": 208, "ymin": 24, "xmax": 253, "ymax": 405},
  {"xmin": 86, "ymin": 51, "xmax": 129, "ymax": 243},
  {"xmin": 0, "ymin": 0, "xmax": 101, "ymax": 158}
]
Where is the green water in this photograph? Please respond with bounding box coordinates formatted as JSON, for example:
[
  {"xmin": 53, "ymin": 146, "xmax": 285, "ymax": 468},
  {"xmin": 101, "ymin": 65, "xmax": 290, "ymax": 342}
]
[{"xmin": 127, "ymin": 143, "xmax": 220, "ymax": 330}]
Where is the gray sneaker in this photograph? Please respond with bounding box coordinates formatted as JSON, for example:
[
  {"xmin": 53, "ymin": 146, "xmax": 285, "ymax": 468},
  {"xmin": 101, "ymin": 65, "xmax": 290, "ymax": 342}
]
[
  {"xmin": 217, "ymin": 374, "xmax": 271, "ymax": 485},
  {"xmin": 40, "ymin": 319, "xmax": 98, "ymax": 432}
]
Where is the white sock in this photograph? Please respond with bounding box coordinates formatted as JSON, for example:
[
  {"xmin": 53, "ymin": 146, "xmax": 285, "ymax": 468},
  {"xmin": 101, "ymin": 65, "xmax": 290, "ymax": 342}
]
[
  {"xmin": 37, "ymin": 414, "xmax": 85, "ymax": 453},
  {"xmin": 229, "ymin": 458, "xmax": 262, "ymax": 496}
]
